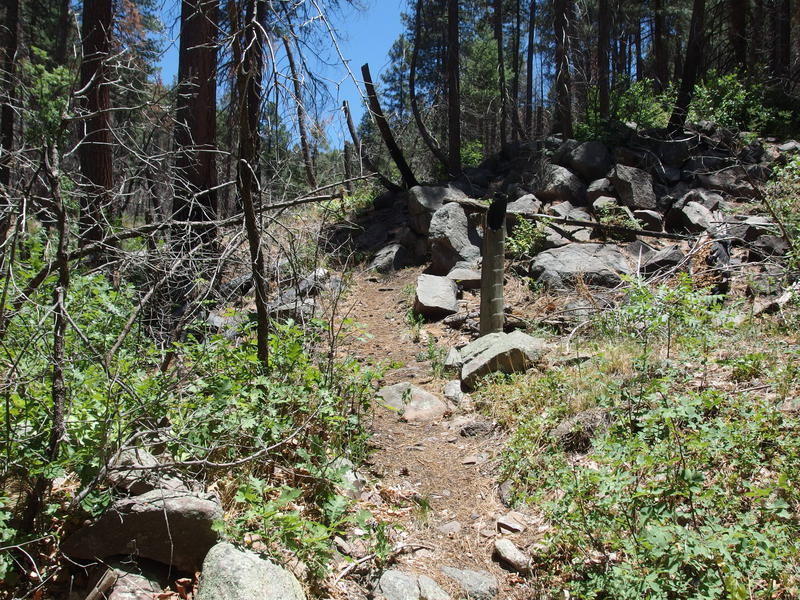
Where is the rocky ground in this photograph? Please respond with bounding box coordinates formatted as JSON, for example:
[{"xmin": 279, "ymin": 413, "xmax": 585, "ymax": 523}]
[{"xmin": 52, "ymin": 124, "xmax": 800, "ymax": 599}]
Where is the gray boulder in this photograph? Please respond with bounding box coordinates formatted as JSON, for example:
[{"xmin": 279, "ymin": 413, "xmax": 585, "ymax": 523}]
[
  {"xmin": 460, "ymin": 331, "xmax": 547, "ymax": 390},
  {"xmin": 195, "ymin": 543, "xmax": 305, "ymax": 600},
  {"xmin": 530, "ymin": 243, "xmax": 632, "ymax": 289},
  {"xmin": 586, "ymin": 178, "xmax": 615, "ymax": 203},
  {"xmin": 370, "ymin": 244, "xmax": 413, "ymax": 274},
  {"xmin": 447, "ymin": 266, "xmax": 481, "ymax": 290},
  {"xmin": 106, "ymin": 448, "xmax": 188, "ymax": 497},
  {"xmin": 665, "ymin": 201, "xmax": 716, "ymax": 233},
  {"xmin": 642, "ymin": 246, "xmax": 684, "ymax": 274},
  {"xmin": 408, "ymin": 185, "xmax": 467, "ymax": 235},
  {"xmin": 633, "ymin": 210, "xmax": 662, "ymax": 231},
  {"xmin": 377, "ymin": 383, "xmax": 449, "ymax": 422},
  {"xmin": 378, "ymin": 570, "xmax": 421, "ymax": 600},
  {"xmin": 610, "ymin": 164, "xmax": 657, "ymax": 210},
  {"xmin": 441, "ymin": 567, "xmax": 498, "ymax": 600},
  {"xmin": 493, "ymin": 539, "xmax": 531, "ymax": 575},
  {"xmin": 506, "ymin": 194, "xmax": 542, "ymax": 231},
  {"xmin": 536, "ymin": 164, "xmax": 587, "ymax": 205},
  {"xmin": 565, "ymin": 141, "xmax": 611, "ymax": 181},
  {"xmin": 697, "ymin": 167, "xmax": 757, "ymax": 199},
  {"xmin": 414, "ymin": 274, "xmax": 459, "ymax": 320},
  {"xmin": 429, "ymin": 203, "xmax": 482, "ymax": 275},
  {"xmin": 63, "ymin": 490, "xmax": 222, "ymax": 572}
]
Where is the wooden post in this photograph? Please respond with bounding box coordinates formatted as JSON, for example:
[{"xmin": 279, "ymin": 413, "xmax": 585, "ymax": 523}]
[{"xmin": 480, "ymin": 194, "xmax": 507, "ymax": 336}]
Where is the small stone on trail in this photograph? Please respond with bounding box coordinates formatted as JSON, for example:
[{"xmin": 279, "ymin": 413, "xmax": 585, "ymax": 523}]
[
  {"xmin": 413, "ymin": 274, "xmax": 459, "ymax": 321},
  {"xmin": 496, "ymin": 512, "xmax": 526, "ymax": 534},
  {"xmin": 493, "ymin": 539, "xmax": 531, "ymax": 575},
  {"xmin": 460, "ymin": 420, "xmax": 493, "ymax": 437},
  {"xmin": 441, "ymin": 566, "xmax": 498, "ymax": 600},
  {"xmin": 436, "ymin": 520, "xmax": 462, "ymax": 535},
  {"xmin": 377, "ymin": 383, "xmax": 449, "ymax": 423},
  {"xmin": 379, "ymin": 570, "xmax": 421, "ymax": 600}
]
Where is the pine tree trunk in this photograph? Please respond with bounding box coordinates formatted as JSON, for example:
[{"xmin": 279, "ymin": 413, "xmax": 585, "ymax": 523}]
[
  {"xmin": 0, "ymin": 0, "xmax": 18, "ymax": 189},
  {"xmin": 669, "ymin": 0, "xmax": 706, "ymax": 132},
  {"xmin": 728, "ymin": 0, "xmax": 748, "ymax": 68},
  {"xmin": 598, "ymin": 0, "xmax": 610, "ymax": 119},
  {"xmin": 494, "ymin": 0, "xmax": 507, "ymax": 147},
  {"xmin": 525, "ymin": 0, "xmax": 536, "ymax": 135},
  {"xmin": 173, "ymin": 0, "xmax": 219, "ymax": 250},
  {"xmin": 653, "ymin": 0, "xmax": 668, "ymax": 89},
  {"xmin": 447, "ymin": 0, "xmax": 461, "ymax": 175},
  {"xmin": 511, "ymin": 0, "xmax": 522, "ymax": 142},
  {"xmin": 554, "ymin": 0, "xmax": 573, "ymax": 137},
  {"xmin": 78, "ymin": 0, "xmax": 113, "ymax": 251},
  {"xmin": 283, "ymin": 36, "xmax": 317, "ymax": 190}
]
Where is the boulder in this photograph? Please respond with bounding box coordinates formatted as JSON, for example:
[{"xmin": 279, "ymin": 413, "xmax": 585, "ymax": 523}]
[
  {"xmin": 413, "ymin": 274, "xmax": 459, "ymax": 320},
  {"xmin": 697, "ymin": 167, "xmax": 757, "ymax": 199},
  {"xmin": 633, "ymin": 210, "xmax": 662, "ymax": 231},
  {"xmin": 610, "ymin": 164, "xmax": 657, "ymax": 210},
  {"xmin": 565, "ymin": 141, "xmax": 611, "ymax": 181},
  {"xmin": 83, "ymin": 563, "xmax": 164, "ymax": 600},
  {"xmin": 642, "ymin": 246, "xmax": 685, "ymax": 274},
  {"xmin": 447, "ymin": 266, "xmax": 481, "ymax": 290},
  {"xmin": 440, "ymin": 567, "xmax": 498, "ymax": 600},
  {"xmin": 429, "ymin": 203, "xmax": 482, "ymax": 275},
  {"xmin": 536, "ymin": 164, "xmax": 587, "ymax": 205},
  {"xmin": 683, "ymin": 154, "xmax": 732, "ymax": 176},
  {"xmin": 195, "ymin": 543, "xmax": 305, "ymax": 600},
  {"xmin": 586, "ymin": 178, "xmax": 615, "ymax": 203},
  {"xmin": 378, "ymin": 570, "xmax": 420, "ymax": 600},
  {"xmin": 377, "ymin": 383, "xmax": 449, "ymax": 422},
  {"xmin": 547, "ymin": 201, "xmax": 592, "ymax": 222},
  {"xmin": 63, "ymin": 490, "xmax": 222, "ymax": 572},
  {"xmin": 267, "ymin": 297, "xmax": 315, "ymax": 322},
  {"xmin": 443, "ymin": 380, "xmax": 466, "ymax": 404},
  {"xmin": 460, "ymin": 331, "xmax": 547, "ymax": 390},
  {"xmin": 418, "ymin": 575, "xmax": 451, "ymax": 600},
  {"xmin": 530, "ymin": 243, "xmax": 632, "ymax": 289},
  {"xmin": 778, "ymin": 140, "xmax": 800, "ymax": 153},
  {"xmin": 505, "ymin": 194, "xmax": 542, "ymax": 231},
  {"xmin": 749, "ymin": 235, "xmax": 791, "ymax": 261},
  {"xmin": 369, "ymin": 244, "xmax": 413, "ymax": 274},
  {"xmin": 408, "ymin": 185, "xmax": 467, "ymax": 235},
  {"xmin": 652, "ymin": 138, "xmax": 690, "ymax": 167},
  {"xmin": 106, "ymin": 448, "xmax": 188, "ymax": 497},
  {"xmin": 665, "ymin": 201, "xmax": 715, "ymax": 233}
]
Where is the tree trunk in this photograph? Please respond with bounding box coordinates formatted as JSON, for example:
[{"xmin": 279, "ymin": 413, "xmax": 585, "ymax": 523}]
[
  {"xmin": 669, "ymin": 0, "xmax": 706, "ymax": 132},
  {"xmin": 361, "ymin": 63, "xmax": 418, "ymax": 189},
  {"xmin": 342, "ymin": 100, "xmax": 401, "ymax": 193},
  {"xmin": 728, "ymin": 0, "xmax": 747, "ymax": 68},
  {"xmin": 525, "ymin": 0, "xmax": 536, "ymax": 135},
  {"xmin": 78, "ymin": 0, "xmax": 113, "ymax": 252},
  {"xmin": 635, "ymin": 17, "xmax": 643, "ymax": 79},
  {"xmin": 494, "ymin": 0, "xmax": 507, "ymax": 147},
  {"xmin": 283, "ymin": 36, "xmax": 317, "ymax": 190},
  {"xmin": 653, "ymin": 0, "xmax": 668, "ymax": 89},
  {"xmin": 173, "ymin": 0, "xmax": 219, "ymax": 250},
  {"xmin": 0, "ymin": 0, "xmax": 18, "ymax": 190},
  {"xmin": 480, "ymin": 194, "xmax": 507, "ymax": 336},
  {"xmin": 343, "ymin": 142, "xmax": 354, "ymax": 193},
  {"xmin": 511, "ymin": 0, "xmax": 522, "ymax": 142},
  {"xmin": 447, "ymin": 0, "xmax": 461, "ymax": 175},
  {"xmin": 236, "ymin": 0, "xmax": 269, "ymax": 369},
  {"xmin": 410, "ymin": 0, "xmax": 449, "ymax": 171},
  {"xmin": 554, "ymin": 0, "xmax": 573, "ymax": 138},
  {"xmin": 777, "ymin": 0, "xmax": 791, "ymax": 75},
  {"xmin": 598, "ymin": 0, "xmax": 610, "ymax": 119}
]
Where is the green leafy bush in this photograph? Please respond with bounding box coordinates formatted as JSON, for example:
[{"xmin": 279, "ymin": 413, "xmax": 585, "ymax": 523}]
[
  {"xmin": 507, "ymin": 217, "xmax": 549, "ymax": 259},
  {"xmin": 689, "ymin": 71, "xmax": 777, "ymax": 133}
]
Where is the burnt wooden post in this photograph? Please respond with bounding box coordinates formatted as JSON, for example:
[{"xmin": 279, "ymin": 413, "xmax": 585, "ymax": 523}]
[{"xmin": 480, "ymin": 193, "xmax": 508, "ymax": 336}]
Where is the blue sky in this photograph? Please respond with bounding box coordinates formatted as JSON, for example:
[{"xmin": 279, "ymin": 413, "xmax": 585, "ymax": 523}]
[{"xmin": 157, "ymin": 0, "xmax": 407, "ymax": 148}]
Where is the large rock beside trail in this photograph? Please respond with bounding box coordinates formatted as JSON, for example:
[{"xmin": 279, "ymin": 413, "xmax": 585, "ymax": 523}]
[
  {"xmin": 697, "ymin": 167, "xmax": 756, "ymax": 199},
  {"xmin": 609, "ymin": 164, "xmax": 657, "ymax": 210},
  {"xmin": 408, "ymin": 185, "xmax": 467, "ymax": 235},
  {"xmin": 665, "ymin": 201, "xmax": 716, "ymax": 233},
  {"xmin": 565, "ymin": 141, "xmax": 611, "ymax": 181},
  {"xmin": 460, "ymin": 331, "xmax": 547, "ymax": 390},
  {"xmin": 106, "ymin": 448, "xmax": 189, "ymax": 497},
  {"xmin": 376, "ymin": 570, "xmax": 451, "ymax": 600},
  {"xmin": 377, "ymin": 383, "xmax": 449, "ymax": 422},
  {"xmin": 370, "ymin": 243, "xmax": 413, "ymax": 273},
  {"xmin": 195, "ymin": 543, "xmax": 305, "ymax": 600},
  {"xmin": 429, "ymin": 203, "xmax": 482, "ymax": 275},
  {"xmin": 530, "ymin": 243, "xmax": 632, "ymax": 289},
  {"xmin": 536, "ymin": 164, "xmax": 587, "ymax": 205},
  {"xmin": 414, "ymin": 274, "xmax": 459, "ymax": 320},
  {"xmin": 63, "ymin": 490, "xmax": 222, "ymax": 572}
]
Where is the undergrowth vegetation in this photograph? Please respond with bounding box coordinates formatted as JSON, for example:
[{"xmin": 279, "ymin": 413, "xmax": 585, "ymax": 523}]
[{"xmin": 478, "ymin": 276, "xmax": 800, "ymax": 598}]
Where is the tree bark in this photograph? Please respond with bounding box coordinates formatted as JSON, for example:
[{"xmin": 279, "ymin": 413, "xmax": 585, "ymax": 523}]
[
  {"xmin": 283, "ymin": 36, "xmax": 317, "ymax": 190},
  {"xmin": 410, "ymin": 0, "xmax": 449, "ymax": 171},
  {"xmin": 494, "ymin": 0, "xmax": 507, "ymax": 147},
  {"xmin": 236, "ymin": 0, "xmax": 269, "ymax": 369},
  {"xmin": 728, "ymin": 0, "xmax": 747, "ymax": 68},
  {"xmin": 342, "ymin": 100, "xmax": 400, "ymax": 193},
  {"xmin": 173, "ymin": 0, "xmax": 219, "ymax": 250},
  {"xmin": 525, "ymin": 0, "xmax": 536, "ymax": 135},
  {"xmin": 78, "ymin": 0, "xmax": 113, "ymax": 252},
  {"xmin": 653, "ymin": 0, "xmax": 668, "ymax": 90},
  {"xmin": 554, "ymin": 0, "xmax": 573, "ymax": 138},
  {"xmin": 0, "ymin": 0, "xmax": 18, "ymax": 190},
  {"xmin": 598, "ymin": 0, "xmax": 610, "ymax": 120},
  {"xmin": 669, "ymin": 0, "xmax": 706, "ymax": 133},
  {"xmin": 361, "ymin": 63, "xmax": 418, "ymax": 189},
  {"xmin": 446, "ymin": 0, "xmax": 461, "ymax": 175},
  {"xmin": 511, "ymin": 0, "xmax": 522, "ymax": 142}
]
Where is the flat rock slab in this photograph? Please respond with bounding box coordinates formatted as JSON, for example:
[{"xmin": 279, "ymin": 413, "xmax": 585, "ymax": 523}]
[
  {"xmin": 447, "ymin": 267, "xmax": 481, "ymax": 290},
  {"xmin": 63, "ymin": 490, "xmax": 222, "ymax": 572},
  {"xmin": 378, "ymin": 570, "xmax": 451, "ymax": 600},
  {"xmin": 441, "ymin": 567, "xmax": 498, "ymax": 599},
  {"xmin": 530, "ymin": 243, "xmax": 632, "ymax": 289},
  {"xmin": 377, "ymin": 383, "xmax": 449, "ymax": 422},
  {"xmin": 195, "ymin": 542, "xmax": 306, "ymax": 600},
  {"xmin": 414, "ymin": 274, "xmax": 459, "ymax": 320},
  {"xmin": 460, "ymin": 331, "xmax": 547, "ymax": 391}
]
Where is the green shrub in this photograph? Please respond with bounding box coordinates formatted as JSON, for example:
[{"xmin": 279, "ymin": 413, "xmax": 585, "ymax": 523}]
[
  {"xmin": 507, "ymin": 217, "xmax": 549, "ymax": 259},
  {"xmin": 461, "ymin": 139, "xmax": 484, "ymax": 168},
  {"xmin": 689, "ymin": 71, "xmax": 775, "ymax": 133}
]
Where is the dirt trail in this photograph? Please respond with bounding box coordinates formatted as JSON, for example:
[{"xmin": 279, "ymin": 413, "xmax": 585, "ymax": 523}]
[{"xmin": 337, "ymin": 268, "xmax": 542, "ymax": 599}]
